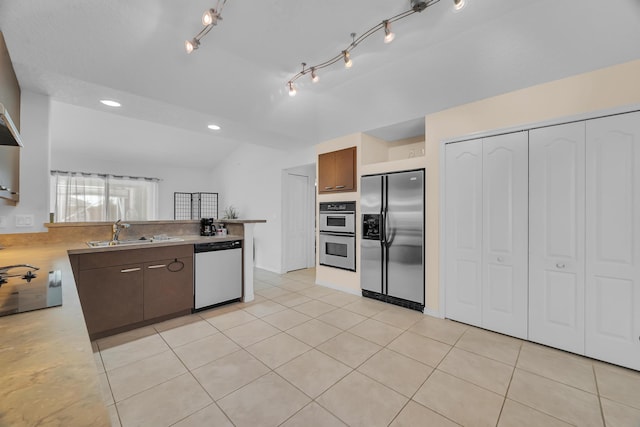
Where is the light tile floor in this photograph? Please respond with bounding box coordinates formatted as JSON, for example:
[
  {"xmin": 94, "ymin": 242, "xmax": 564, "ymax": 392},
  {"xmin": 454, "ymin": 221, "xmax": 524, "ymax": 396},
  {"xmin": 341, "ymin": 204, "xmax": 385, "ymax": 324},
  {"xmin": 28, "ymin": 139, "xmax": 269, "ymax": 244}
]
[{"xmin": 94, "ymin": 268, "xmax": 640, "ymax": 427}]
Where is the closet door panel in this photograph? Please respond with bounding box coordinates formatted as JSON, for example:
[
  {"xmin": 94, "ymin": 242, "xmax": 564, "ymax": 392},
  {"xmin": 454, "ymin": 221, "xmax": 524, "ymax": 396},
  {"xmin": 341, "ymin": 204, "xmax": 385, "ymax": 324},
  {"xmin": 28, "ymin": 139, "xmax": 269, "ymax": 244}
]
[
  {"xmin": 529, "ymin": 122, "xmax": 585, "ymax": 354},
  {"xmin": 586, "ymin": 111, "xmax": 640, "ymax": 370},
  {"xmin": 445, "ymin": 140, "xmax": 483, "ymax": 327},
  {"xmin": 482, "ymin": 132, "xmax": 529, "ymax": 339}
]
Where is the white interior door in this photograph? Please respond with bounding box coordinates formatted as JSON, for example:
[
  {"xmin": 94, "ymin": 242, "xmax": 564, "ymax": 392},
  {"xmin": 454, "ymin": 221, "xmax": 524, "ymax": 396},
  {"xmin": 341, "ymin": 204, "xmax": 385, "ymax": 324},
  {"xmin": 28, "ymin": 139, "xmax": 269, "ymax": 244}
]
[
  {"xmin": 586, "ymin": 111, "xmax": 640, "ymax": 370},
  {"xmin": 285, "ymin": 173, "xmax": 309, "ymax": 272},
  {"xmin": 529, "ymin": 122, "xmax": 586, "ymax": 354},
  {"xmin": 445, "ymin": 139, "xmax": 483, "ymax": 327},
  {"xmin": 482, "ymin": 132, "xmax": 529, "ymax": 339}
]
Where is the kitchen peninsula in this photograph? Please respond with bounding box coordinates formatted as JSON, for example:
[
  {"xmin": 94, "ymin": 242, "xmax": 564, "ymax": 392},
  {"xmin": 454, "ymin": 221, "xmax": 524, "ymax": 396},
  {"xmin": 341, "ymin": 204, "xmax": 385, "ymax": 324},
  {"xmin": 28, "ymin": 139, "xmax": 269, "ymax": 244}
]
[{"xmin": 0, "ymin": 219, "xmax": 265, "ymax": 426}]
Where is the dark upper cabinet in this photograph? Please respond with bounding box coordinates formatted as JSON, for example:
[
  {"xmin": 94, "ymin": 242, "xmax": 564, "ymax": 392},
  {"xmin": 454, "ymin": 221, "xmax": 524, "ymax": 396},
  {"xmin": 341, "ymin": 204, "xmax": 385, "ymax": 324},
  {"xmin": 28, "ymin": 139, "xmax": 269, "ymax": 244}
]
[{"xmin": 318, "ymin": 146, "xmax": 357, "ymax": 194}]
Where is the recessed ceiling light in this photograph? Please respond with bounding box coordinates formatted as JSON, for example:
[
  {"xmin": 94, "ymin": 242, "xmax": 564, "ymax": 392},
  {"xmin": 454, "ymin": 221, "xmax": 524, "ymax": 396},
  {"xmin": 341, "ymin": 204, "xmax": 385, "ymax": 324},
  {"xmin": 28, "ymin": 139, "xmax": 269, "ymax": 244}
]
[
  {"xmin": 208, "ymin": 124, "xmax": 221, "ymax": 130},
  {"xmin": 100, "ymin": 99, "xmax": 121, "ymax": 107}
]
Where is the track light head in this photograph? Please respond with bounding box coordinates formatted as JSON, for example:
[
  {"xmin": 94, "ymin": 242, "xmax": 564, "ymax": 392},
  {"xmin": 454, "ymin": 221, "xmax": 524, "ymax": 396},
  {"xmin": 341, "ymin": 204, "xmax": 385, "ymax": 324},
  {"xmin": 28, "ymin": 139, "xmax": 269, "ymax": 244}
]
[
  {"xmin": 202, "ymin": 8, "xmax": 220, "ymax": 26},
  {"xmin": 311, "ymin": 68, "xmax": 319, "ymax": 83},
  {"xmin": 343, "ymin": 51, "xmax": 353, "ymax": 69},
  {"xmin": 288, "ymin": 82, "xmax": 297, "ymax": 97},
  {"xmin": 383, "ymin": 21, "xmax": 395, "ymax": 44},
  {"xmin": 185, "ymin": 38, "xmax": 200, "ymax": 54},
  {"xmin": 453, "ymin": 0, "xmax": 466, "ymax": 11}
]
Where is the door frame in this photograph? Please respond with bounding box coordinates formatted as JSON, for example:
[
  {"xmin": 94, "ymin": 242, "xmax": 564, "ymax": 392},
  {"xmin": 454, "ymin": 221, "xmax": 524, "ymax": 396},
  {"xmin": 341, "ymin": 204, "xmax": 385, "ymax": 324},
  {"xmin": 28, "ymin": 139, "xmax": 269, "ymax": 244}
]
[{"xmin": 281, "ymin": 164, "xmax": 316, "ymax": 273}]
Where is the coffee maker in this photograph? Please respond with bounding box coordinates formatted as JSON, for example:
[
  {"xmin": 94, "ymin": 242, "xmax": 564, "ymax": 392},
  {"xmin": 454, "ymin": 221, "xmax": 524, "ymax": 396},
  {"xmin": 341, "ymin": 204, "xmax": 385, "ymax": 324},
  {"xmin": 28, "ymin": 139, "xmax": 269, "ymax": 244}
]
[{"xmin": 200, "ymin": 218, "xmax": 216, "ymax": 236}]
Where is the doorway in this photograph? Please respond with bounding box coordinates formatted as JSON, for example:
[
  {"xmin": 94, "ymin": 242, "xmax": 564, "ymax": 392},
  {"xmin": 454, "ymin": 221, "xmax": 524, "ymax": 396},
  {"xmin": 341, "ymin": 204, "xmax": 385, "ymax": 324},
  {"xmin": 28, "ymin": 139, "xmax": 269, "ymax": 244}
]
[{"xmin": 282, "ymin": 164, "xmax": 316, "ymax": 272}]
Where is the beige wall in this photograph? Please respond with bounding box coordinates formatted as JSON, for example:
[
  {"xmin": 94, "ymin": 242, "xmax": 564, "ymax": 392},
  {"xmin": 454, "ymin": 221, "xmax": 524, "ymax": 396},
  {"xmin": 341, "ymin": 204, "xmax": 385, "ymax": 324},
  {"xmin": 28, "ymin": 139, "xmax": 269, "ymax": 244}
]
[
  {"xmin": 426, "ymin": 59, "xmax": 640, "ymax": 314},
  {"xmin": 0, "ymin": 31, "xmax": 20, "ymax": 127}
]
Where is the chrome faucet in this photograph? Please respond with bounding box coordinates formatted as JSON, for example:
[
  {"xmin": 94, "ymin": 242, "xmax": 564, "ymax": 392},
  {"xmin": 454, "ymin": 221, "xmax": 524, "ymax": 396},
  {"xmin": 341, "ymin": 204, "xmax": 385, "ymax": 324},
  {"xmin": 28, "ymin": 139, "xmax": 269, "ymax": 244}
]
[{"xmin": 111, "ymin": 219, "xmax": 130, "ymax": 243}]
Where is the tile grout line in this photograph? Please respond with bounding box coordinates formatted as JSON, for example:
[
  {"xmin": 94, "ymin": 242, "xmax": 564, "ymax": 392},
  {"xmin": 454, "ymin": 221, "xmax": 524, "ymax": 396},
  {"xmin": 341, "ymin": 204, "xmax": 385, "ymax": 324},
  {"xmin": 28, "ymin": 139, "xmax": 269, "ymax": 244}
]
[
  {"xmin": 493, "ymin": 340, "xmax": 523, "ymax": 427},
  {"xmin": 592, "ymin": 363, "xmax": 607, "ymax": 427},
  {"xmin": 96, "ymin": 349, "xmax": 123, "ymax": 427},
  {"xmin": 399, "ymin": 328, "xmax": 464, "ymax": 426}
]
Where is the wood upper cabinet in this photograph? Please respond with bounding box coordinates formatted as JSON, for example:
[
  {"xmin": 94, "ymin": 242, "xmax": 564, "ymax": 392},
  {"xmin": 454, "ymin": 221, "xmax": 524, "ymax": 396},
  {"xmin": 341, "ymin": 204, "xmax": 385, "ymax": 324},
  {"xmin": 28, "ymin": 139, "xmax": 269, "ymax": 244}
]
[{"xmin": 318, "ymin": 146, "xmax": 357, "ymax": 193}]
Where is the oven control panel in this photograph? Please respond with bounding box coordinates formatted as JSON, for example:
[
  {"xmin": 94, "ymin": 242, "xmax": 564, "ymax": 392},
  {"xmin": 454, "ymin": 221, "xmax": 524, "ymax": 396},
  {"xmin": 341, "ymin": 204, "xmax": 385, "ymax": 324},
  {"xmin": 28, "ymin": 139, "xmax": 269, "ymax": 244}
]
[{"xmin": 319, "ymin": 201, "xmax": 356, "ymax": 212}]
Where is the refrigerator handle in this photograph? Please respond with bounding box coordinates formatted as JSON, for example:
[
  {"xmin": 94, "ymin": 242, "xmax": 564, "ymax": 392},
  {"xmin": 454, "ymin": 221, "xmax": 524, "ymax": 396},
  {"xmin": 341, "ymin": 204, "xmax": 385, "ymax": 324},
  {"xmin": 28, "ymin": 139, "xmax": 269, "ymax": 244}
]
[
  {"xmin": 383, "ymin": 175, "xmax": 389, "ymax": 246},
  {"xmin": 380, "ymin": 210, "xmax": 385, "ymax": 244},
  {"xmin": 379, "ymin": 175, "xmax": 386, "ymax": 244}
]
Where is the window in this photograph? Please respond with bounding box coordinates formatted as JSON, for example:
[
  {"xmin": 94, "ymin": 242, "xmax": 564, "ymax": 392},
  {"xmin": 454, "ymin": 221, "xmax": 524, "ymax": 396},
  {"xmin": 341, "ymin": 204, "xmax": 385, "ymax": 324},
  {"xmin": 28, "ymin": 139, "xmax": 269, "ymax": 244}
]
[{"xmin": 51, "ymin": 171, "xmax": 159, "ymax": 222}]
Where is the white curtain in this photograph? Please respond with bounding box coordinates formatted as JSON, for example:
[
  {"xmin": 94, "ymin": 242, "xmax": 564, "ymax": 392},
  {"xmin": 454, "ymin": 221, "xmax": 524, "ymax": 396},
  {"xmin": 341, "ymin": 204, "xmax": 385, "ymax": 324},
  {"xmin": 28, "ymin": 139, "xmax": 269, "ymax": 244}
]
[{"xmin": 52, "ymin": 171, "xmax": 159, "ymax": 222}]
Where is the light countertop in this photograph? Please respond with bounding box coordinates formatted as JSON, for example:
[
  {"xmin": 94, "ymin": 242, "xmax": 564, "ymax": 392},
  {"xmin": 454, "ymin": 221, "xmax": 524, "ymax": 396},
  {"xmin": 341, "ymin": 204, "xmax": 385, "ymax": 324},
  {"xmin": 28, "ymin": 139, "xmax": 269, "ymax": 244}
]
[{"xmin": 0, "ymin": 244, "xmax": 111, "ymax": 426}]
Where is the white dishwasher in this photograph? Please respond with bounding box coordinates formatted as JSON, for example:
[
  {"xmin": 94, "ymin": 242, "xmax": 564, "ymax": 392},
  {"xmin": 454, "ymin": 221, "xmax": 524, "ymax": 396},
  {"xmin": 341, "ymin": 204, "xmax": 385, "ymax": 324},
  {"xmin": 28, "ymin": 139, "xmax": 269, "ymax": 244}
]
[{"xmin": 194, "ymin": 240, "xmax": 242, "ymax": 310}]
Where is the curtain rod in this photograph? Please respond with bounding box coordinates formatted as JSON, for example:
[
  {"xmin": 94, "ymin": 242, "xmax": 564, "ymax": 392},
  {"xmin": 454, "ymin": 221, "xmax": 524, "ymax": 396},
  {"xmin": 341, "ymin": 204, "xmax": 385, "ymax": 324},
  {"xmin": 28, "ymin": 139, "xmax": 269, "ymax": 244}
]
[{"xmin": 50, "ymin": 170, "xmax": 161, "ymax": 182}]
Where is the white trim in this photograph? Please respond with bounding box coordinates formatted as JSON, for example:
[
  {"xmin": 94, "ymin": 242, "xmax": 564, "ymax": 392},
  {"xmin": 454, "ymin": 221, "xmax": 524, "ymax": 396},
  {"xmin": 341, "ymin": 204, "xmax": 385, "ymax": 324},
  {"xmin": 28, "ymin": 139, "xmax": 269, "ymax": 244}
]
[
  {"xmin": 442, "ymin": 104, "xmax": 640, "ymax": 145},
  {"xmin": 424, "ymin": 307, "xmax": 442, "ymax": 318},
  {"xmin": 439, "ymin": 136, "xmax": 448, "ymax": 319}
]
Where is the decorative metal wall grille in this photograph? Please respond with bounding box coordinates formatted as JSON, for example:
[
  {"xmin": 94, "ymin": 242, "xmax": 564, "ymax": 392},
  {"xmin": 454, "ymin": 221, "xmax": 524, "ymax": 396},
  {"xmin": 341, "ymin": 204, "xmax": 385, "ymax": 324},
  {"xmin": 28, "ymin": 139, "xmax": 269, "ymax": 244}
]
[{"xmin": 174, "ymin": 192, "xmax": 218, "ymax": 219}]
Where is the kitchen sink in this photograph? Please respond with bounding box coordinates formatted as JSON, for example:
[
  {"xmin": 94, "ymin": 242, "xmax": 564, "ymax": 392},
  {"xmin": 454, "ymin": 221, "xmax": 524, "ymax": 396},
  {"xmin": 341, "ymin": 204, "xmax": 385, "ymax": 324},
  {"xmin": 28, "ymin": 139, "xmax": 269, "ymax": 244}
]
[{"xmin": 86, "ymin": 237, "xmax": 185, "ymax": 248}]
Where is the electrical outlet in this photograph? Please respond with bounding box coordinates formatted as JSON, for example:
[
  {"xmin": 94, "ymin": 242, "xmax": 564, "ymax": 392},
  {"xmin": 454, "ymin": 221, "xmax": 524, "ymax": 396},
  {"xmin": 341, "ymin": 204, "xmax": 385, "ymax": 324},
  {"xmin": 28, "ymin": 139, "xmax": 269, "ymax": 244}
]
[
  {"xmin": 0, "ymin": 216, "xmax": 7, "ymax": 228},
  {"xmin": 15, "ymin": 214, "xmax": 34, "ymax": 227}
]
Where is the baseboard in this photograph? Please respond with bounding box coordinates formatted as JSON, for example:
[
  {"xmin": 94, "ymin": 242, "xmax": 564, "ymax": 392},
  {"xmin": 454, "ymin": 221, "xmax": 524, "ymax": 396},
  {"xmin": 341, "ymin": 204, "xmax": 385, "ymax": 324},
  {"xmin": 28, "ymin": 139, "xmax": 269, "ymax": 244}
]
[
  {"xmin": 423, "ymin": 307, "xmax": 443, "ymax": 318},
  {"xmin": 315, "ymin": 279, "xmax": 361, "ymax": 296}
]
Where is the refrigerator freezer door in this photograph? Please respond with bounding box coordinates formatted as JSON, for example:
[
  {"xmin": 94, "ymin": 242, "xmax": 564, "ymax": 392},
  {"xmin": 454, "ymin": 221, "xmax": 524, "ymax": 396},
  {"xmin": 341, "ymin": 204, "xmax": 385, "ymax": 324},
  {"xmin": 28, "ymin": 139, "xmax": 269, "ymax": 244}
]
[
  {"xmin": 385, "ymin": 170, "xmax": 424, "ymax": 305},
  {"xmin": 360, "ymin": 175, "xmax": 383, "ymax": 294}
]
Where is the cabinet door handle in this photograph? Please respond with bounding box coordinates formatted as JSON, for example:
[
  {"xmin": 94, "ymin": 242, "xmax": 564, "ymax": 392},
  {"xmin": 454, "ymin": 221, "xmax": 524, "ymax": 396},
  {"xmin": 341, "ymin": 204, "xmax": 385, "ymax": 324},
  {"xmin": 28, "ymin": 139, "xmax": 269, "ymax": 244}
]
[
  {"xmin": 556, "ymin": 263, "xmax": 566, "ymax": 269},
  {"xmin": 497, "ymin": 256, "xmax": 504, "ymax": 262},
  {"xmin": 324, "ymin": 186, "xmax": 333, "ymax": 190},
  {"xmin": 335, "ymin": 185, "xmax": 345, "ymax": 189},
  {"xmin": 120, "ymin": 268, "xmax": 141, "ymax": 273},
  {"xmin": 147, "ymin": 264, "xmax": 166, "ymax": 269}
]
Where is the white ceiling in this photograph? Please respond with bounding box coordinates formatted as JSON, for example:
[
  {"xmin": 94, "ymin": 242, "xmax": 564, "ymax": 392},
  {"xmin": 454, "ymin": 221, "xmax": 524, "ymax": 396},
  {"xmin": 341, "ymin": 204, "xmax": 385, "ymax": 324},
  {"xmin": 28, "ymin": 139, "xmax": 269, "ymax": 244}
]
[{"xmin": 1, "ymin": 0, "xmax": 640, "ymax": 167}]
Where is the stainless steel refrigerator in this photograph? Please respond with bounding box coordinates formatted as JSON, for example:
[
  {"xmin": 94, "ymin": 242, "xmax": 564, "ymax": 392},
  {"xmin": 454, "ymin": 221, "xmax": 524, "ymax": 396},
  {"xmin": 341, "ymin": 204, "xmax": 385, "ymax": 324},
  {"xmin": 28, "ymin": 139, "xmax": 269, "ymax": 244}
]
[{"xmin": 361, "ymin": 169, "xmax": 424, "ymax": 311}]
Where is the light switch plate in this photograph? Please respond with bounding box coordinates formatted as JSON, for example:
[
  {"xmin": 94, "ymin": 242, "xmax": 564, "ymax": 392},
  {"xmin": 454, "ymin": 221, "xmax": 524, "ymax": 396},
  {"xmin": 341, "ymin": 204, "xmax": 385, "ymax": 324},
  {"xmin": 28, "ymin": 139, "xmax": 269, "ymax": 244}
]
[
  {"xmin": 15, "ymin": 214, "xmax": 34, "ymax": 227},
  {"xmin": 0, "ymin": 216, "xmax": 7, "ymax": 228}
]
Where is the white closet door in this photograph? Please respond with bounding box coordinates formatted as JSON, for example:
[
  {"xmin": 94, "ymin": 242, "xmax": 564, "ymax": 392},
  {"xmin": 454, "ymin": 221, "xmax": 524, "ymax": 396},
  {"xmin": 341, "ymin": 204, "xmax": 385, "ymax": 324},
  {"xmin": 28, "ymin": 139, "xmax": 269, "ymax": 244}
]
[
  {"xmin": 529, "ymin": 122, "xmax": 586, "ymax": 354},
  {"xmin": 586, "ymin": 112, "xmax": 640, "ymax": 370},
  {"xmin": 445, "ymin": 139, "xmax": 483, "ymax": 327},
  {"xmin": 482, "ymin": 132, "xmax": 529, "ymax": 339}
]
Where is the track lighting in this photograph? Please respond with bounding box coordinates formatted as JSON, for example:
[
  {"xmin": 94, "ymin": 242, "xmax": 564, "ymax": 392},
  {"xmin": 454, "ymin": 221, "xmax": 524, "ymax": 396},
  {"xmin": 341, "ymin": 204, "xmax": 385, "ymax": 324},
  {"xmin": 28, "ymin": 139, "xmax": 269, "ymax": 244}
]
[
  {"xmin": 286, "ymin": 0, "xmax": 463, "ymax": 95},
  {"xmin": 184, "ymin": 0, "xmax": 227, "ymax": 54},
  {"xmin": 383, "ymin": 21, "xmax": 395, "ymax": 44}
]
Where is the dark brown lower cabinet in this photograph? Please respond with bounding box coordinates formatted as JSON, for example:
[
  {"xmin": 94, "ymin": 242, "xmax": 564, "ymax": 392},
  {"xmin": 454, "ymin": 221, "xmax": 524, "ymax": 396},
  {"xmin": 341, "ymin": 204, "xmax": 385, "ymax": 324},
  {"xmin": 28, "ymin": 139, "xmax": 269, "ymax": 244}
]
[
  {"xmin": 77, "ymin": 264, "xmax": 144, "ymax": 335},
  {"xmin": 143, "ymin": 257, "xmax": 193, "ymax": 319},
  {"xmin": 72, "ymin": 245, "xmax": 194, "ymax": 339}
]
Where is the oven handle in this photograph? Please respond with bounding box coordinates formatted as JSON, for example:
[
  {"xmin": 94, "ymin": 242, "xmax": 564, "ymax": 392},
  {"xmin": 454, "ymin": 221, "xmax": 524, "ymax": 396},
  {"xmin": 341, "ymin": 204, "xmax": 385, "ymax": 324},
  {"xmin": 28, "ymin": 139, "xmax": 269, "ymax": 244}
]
[{"xmin": 319, "ymin": 231, "xmax": 355, "ymax": 237}]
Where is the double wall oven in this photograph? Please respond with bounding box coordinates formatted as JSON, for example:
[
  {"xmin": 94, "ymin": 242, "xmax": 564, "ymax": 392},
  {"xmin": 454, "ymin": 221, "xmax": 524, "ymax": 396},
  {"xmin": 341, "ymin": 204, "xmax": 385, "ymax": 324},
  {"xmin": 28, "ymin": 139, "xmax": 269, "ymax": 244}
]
[{"xmin": 319, "ymin": 201, "xmax": 356, "ymax": 271}]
